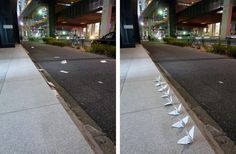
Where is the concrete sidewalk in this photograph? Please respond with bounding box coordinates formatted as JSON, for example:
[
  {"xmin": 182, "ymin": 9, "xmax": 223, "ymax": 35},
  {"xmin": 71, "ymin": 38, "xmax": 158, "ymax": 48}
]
[
  {"xmin": 120, "ymin": 45, "xmax": 215, "ymax": 154},
  {"xmin": 0, "ymin": 45, "xmax": 94, "ymax": 153}
]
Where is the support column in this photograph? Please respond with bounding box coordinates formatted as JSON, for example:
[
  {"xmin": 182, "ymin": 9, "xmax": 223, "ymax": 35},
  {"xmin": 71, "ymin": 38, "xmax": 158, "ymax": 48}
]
[
  {"xmin": 48, "ymin": 0, "xmax": 55, "ymax": 37},
  {"xmin": 100, "ymin": 0, "xmax": 113, "ymax": 37},
  {"xmin": 220, "ymin": 0, "xmax": 233, "ymax": 39},
  {"xmin": 168, "ymin": 0, "xmax": 176, "ymax": 37},
  {"xmin": 147, "ymin": 19, "xmax": 152, "ymax": 37}
]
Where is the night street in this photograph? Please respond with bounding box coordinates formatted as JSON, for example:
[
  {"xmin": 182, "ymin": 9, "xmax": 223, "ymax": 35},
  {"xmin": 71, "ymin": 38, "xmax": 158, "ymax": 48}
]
[
  {"xmin": 22, "ymin": 42, "xmax": 116, "ymax": 142},
  {"xmin": 143, "ymin": 42, "xmax": 236, "ymax": 143}
]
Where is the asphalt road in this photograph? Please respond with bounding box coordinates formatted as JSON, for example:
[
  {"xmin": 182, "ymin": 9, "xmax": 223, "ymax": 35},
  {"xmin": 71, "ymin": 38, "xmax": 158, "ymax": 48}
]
[
  {"xmin": 22, "ymin": 42, "xmax": 116, "ymax": 142},
  {"xmin": 142, "ymin": 42, "xmax": 236, "ymax": 143}
]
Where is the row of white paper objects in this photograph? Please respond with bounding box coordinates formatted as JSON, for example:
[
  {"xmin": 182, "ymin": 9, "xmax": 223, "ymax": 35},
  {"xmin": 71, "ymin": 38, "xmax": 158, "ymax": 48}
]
[{"xmin": 155, "ymin": 75, "xmax": 195, "ymax": 145}]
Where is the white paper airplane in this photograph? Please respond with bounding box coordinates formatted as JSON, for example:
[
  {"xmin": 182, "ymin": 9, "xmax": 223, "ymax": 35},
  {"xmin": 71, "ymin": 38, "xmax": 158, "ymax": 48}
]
[
  {"xmin": 172, "ymin": 116, "xmax": 189, "ymax": 128},
  {"xmin": 47, "ymin": 81, "xmax": 55, "ymax": 88},
  {"xmin": 98, "ymin": 81, "xmax": 103, "ymax": 84},
  {"xmin": 60, "ymin": 70, "xmax": 69, "ymax": 74},
  {"xmin": 54, "ymin": 56, "xmax": 60, "ymax": 59},
  {"xmin": 155, "ymin": 76, "xmax": 161, "ymax": 82},
  {"xmin": 60, "ymin": 60, "xmax": 67, "ymax": 64},
  {"xmin": 38, "ymin": 68, "xmax": 44, "ymax": 72},
  {"xmin": 161, "ymin": 88, "xmax": 170, "ymax": 98},
  {"xmin": 177, "ymin": 126, "xmax": 195, "ymax": 145},
  {"xmin": 164, "ymin": 95, "xmax": 173, "ymax": 106},
  {"xmin": 155, "ymin": 81, "xmax": 166, "ymax": 87},
  {"xmin": 51, "ymin": 89, "xmax": 59, "ymax": 96},
  {"xmin": 168, "ymin": 104, "xmax": 182, "ymax": 116},
  {"xmin": 157, "ymin": 84, "xmax": 168, "ymax": 92},
  {"xmin": 100, "ymin": 60, "xmax": 107, "ymax": 63}
]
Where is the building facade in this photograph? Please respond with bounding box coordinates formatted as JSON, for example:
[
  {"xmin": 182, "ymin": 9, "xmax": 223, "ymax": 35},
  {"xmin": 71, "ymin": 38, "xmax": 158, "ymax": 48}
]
[{"xmin": 0, "ymin": 0, "xmax": 19, "ymax": 47}]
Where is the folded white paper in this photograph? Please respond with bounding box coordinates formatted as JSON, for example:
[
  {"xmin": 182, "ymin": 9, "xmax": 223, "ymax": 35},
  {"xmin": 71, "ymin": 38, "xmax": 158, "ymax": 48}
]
[
  {"xmin": 177, "ymin": 126, "xmax": 195, "ymax": 144},
  {"xmin": 47, "ymin": 81, "xmax": 55, "ymax": 88},
  {"xmin": 158, "ymin": 84, "xmax": 168, "ymax": 92},
  {"xmin": 155, "ymin": 81, "xmax": 166, "ymax": 87},
  {"xmin": 100, "ymin": 60, "xmax": 107, "ymax": 63},
  {"xmin": 38, "ymin": 69, "xmax": 44, "ymax": 72},
  {"xmin": 155, "ymin": 76, "xmax": 161, "ymax": 82},
  {"xmin": 168, "ymin": 104, "xmax": 182, "ymax": 116},
  {"xmin": 60, "ymin": 70, "xmax": 69, "ymax": 74},
  {"xmin": 164, "ymin": 95, "xmax": 173, "ymax": 106},
  {"xmin": 60, "ymin": 60, "xmax": 67, "ymax": 64},
  {"xmin": 172, "ymin": 116, "xmax": 189, "ymax": 128},
  {"xmin": 161, "ymin": 88, "xmax": 170, "ymax": 98}
]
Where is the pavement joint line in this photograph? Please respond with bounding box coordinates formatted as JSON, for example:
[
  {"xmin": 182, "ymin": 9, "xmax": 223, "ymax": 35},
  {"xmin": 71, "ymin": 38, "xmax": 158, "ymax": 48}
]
[
  {"xmin": 0, "ymin": 57, "xmax": 31, "ymax": 61},
  {"xmin": 0, "ymin": 103, "xmax": 59, "ymax": 117},
  {"xmin": 121, "ymin": 104, "xmax": 170, "ymax": 116},
  {"xmin": 124, "ymin": 78, "xmax": 159, "ymax": 84},
  {"xmin": 120, "ymin": 58, "xmax": 133, "ymax": 94},
  {"xmin": 1, "ymin": 77, "xmax": 45, "ymax": 84},
  {"xmin": 0, "ymin": 58, "xmax": 13, "ymax": 95}
]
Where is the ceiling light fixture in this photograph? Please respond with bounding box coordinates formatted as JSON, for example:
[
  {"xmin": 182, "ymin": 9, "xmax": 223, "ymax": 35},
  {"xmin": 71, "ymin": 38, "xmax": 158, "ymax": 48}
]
[{"xmin": 96, "ymin": 10, "xmax": 103, "ymax": 13}]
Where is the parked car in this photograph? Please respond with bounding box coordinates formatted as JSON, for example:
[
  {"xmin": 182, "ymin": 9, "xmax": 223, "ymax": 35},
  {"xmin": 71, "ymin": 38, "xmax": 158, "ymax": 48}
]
[{"xmin": 92, "ymin": 32, "xmax": 115, "ymax": 46}]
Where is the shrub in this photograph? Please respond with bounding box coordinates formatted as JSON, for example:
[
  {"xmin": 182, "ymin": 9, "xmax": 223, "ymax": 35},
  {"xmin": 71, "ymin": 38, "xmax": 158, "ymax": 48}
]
[
  {"xmin": 42, "ymin": 37, "xmax": 54, "ymax": 44},
  {"xmin": 171, "ymin": 40, "xmax": 188, "ymax": 47},
  {"xmin": 90, "ymin": 43, "xmax": 116, "ymax": 58},
  {"xmin": 163, "ymin": 37, "xmax": 188, "ymax": 47},
  {"xmin": 207, "ymin": 43, "xmax": 236, "ymax": 58},
  {"xmin": 211, "ymin": 44, "xmax": 227, "ymax": 55},
  {"xmin": 149, "ymin": 36, "xmax": 159, "ymax": 42},
  {"xmin": 203, "ymin": 45, "xmax": 213, "ymax": 53},
  {"xmin": 42, "ymin": 37, "xmax": 70, "ymax": 47},
  {"xmin": 163, "ymin": 37, "xmax": 175, "ymax": 44},
  {"xmin": 28, "ymin": 37, "xmax": 41, "ymax": 42},
  {"xmin": 226, "ymin": 46, "xmax": 236, "ymax": 57},
  {"xmin": 49, "ymin": 40, "xmax": 68, "ymax": 47}
]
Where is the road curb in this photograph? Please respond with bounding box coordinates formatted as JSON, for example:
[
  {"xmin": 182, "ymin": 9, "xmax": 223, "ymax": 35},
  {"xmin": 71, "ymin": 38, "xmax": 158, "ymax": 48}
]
[{"xmin": 143, "ymin": 44, "xmax": 236, "ymax": 154}]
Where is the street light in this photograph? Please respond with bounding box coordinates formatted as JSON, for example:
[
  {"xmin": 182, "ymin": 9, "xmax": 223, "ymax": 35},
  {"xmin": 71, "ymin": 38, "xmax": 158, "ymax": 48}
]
[
  {"xmin": 19, "ymin": 21, "xmax": 24, "ymax": 26},
  {"xmin": 158, "ymin": 10, "xmax": 163, "ymax": 15},
  {"xmin": 38, "ymin": 9, "xmax": 43, "ymax": 16}
]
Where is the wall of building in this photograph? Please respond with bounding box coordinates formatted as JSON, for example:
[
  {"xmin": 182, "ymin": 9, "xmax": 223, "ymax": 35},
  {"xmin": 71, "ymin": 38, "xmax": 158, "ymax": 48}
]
[{"xmin": 0, "ymin": 0, "xmax": 19, "ymax": 47}]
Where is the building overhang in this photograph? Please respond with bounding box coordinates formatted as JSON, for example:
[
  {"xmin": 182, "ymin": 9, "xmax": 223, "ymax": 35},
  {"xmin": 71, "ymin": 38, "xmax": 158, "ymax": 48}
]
[
  {"xmin": 140, "ymin": 0, "xmax": 160, "ymax": 19},
  {"xmin": 19, "ymin": 0, "xmax": 48, "ymax": 19},
  {"xmin": 56, "ymin": 8, "xmax": 116, "ymax": 28},
  {"xmin": 178, "ymin": 6, "xmax": 236, "ymax": 27}
]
